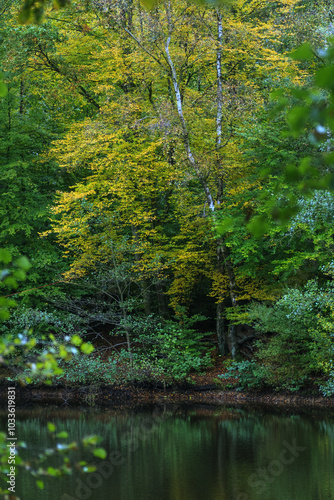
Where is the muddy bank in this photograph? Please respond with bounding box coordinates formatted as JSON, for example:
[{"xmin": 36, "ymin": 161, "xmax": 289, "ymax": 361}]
[{"xmin": 1, "ymin": 382, "xmax": 334, "ymax": 410}]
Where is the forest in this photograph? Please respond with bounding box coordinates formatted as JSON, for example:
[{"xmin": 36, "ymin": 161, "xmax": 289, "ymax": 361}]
[{"xmin": 1, "ymin": 0, "xmax": 334, "ymax": 396}]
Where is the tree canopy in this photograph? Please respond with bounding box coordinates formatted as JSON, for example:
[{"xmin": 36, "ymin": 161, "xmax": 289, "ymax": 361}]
[{"xmin": 0, "ymin": 0, "xmax": 334, "ymax": 411}]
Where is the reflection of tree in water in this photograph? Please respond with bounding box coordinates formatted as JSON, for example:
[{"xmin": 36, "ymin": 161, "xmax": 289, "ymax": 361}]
[
  {"xmin": 218, "ymin": 414, "xmax": 334, "ymax": 500},
  {"xmin": 2, "ymin": 408, "xmax": 334, "ymax": 500}
]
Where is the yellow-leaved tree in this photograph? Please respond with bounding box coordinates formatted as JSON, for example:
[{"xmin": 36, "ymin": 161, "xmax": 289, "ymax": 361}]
[{"xmin": 39, "ymin": 0, "xmax": 322, "ymax": 356}]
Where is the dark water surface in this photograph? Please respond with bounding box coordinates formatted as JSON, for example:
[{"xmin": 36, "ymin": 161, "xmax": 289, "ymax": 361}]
[{"xmin": 1, "ymin": 404, "xmax": 334, "ymax": 500}]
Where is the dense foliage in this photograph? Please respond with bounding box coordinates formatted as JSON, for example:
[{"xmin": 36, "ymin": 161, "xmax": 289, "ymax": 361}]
[{"xmin": 1, "ymin": 0, "xmax": 334, "ymax": 397}]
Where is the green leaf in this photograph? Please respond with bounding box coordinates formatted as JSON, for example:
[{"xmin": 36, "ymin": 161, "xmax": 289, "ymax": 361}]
[
  {"xmin": 47, "ymin": 422, "xmax": 56, "ymax": 433},
  {"xmin": 270, "ymin": 88, "xmax": 286, "ymax": 100},
  {"xmin": 80, "ymin": 342, "xmax": 94, "ymax": 354},
  {"xmin": 272, "ymin": 205, "xmax": 298, "ymax": 223},
  {"xmin": 47, "ymin": 466, "xmax": 61, "ymax": 476},
  {"xmin": 14, "ymin": 256, "xmax": 31, "ymax": 271},
  {"xmin": 246, "ymin": 216, "xmax": 269, "ymax": 238},
  {"xmin": 286, "ymin": 106, "xmax": 309, "ymax": 134},
  {"xmin": 59, "ymin": 345, "xmax": 69, "ymax": 359},
  {"xmin": 13, "ymin": 269, "xmax": 26, "ymax": 281},
  {"xmin": 315, "ymin": 66, "xmax": 334, "ymax": 90},
  {"xmin": 324, "ymin": 152, "xmax": 334, "ymax": 167},
  {"xmin": 0, "ymin": 298, "xmax": 16, "ymax": 307},
  {"xmin": 71, "ymin": 335, "xmax": 83, "ymax": 346},
  {"xmin": 298, "ymin": 157, "xmax": 312, "ymax": 175},
  {"xmin": 284, "ymin": 164, "xmax": 301, "ymax": 182},
  {"xmin": 290, "ymin": 88, "xmax": 310, "ymax": 100},
  {"xmin": 290, "ymin": 43, "xmax": 314, "ymax": 61},
  {"xmin": 0, "ymin": 249, "xmax": 12, "ymax": 265},
  {"xmin": 215, "ymin": 217, "xmax": 235, "ymax": 236},
  {"xmin": 0, "ymin": 309, "xmax": 10, "ymax": 320},
  {"xmin": 56, "ymin": 431, "xmax": 69, "ymax": 439},
  {"xmin": 36, "ymin": 480, "xmax": 45, "ymax": 490},
  {"xmin": 93, "ymin": 448, "xmax": 107, "ymax": 459},
  {"xmin": 3, "ymin": 276, "xmax": 18, "ymax": 289},
  {"xmin": 83, "ymin": 466, "xmax": 97, "ymax": 473},
  {"xmin": 83, "ymin": 435, "xmax": 99, "ymax": 446}
]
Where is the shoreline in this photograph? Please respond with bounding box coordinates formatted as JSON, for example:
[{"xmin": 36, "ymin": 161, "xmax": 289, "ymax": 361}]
[{"xmin": 1, "ymin": 383, "xmax": 334, "ymax": 410}]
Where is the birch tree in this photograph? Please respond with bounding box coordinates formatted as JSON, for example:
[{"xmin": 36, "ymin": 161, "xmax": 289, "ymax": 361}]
[{"xmin": 42, "ymin": 0, "xmax": 323, "ymax": 357}]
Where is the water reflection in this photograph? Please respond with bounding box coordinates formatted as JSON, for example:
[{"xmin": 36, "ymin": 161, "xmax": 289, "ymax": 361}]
[{"xmin": 1, "ymin": 405, "xmax": 334, "ymax": 500}]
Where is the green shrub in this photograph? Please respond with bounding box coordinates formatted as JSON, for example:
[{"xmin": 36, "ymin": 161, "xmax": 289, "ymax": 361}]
[
  {"xmin": 234, "ymin": 279, "xmax": 334, "ymax": 392},
  {"xmin": 319, "ymin": 371, "xmax": 334, "ymax": 396},
  {"xmin": 1, "ymin": 306, "xmax": 86, "ymax": 340},
  {"xmin": 219, "ymin": 360, "xmax": 268, "ymax": 391},
  {"xmin": 56, "ymin": 355, "xmax": 118, "ymax": 385},
  {"xmin": 128, "ymin": 315, "xmax": 213, "ymax": 381}
]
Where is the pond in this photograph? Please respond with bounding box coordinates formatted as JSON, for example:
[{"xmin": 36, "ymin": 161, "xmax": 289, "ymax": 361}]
[{"xmin": 1, "ymin": 404, "xmax": 334, "ymax": 500}]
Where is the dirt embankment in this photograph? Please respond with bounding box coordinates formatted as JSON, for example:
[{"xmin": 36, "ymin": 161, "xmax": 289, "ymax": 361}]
[
  {"xmin": 1, "ymin": 381, "xmax": 334, "ymax": 410},
  {"xmin": 1, "ymin": 354, "xmax": 333, "ymax": 409}
]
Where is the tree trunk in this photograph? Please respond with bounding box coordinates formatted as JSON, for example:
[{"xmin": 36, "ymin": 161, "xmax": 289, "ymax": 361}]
[
  {"xmin": 227, "ymin": 323, "xmax": 238, "ymax": 359},
  {"xmin": 164, "ymin": 7, "xmax": 239, "ymax": 356},
  {"xmin": 215, "ymin": 9, "xmax": 238, "ymax": 358},
  {"xmin": 216, "ymin": 301, "xmax": 227, "ymax": 355},
  {"xmin": 155, "ymin": 279, "xmax": 169, "ymax": 319}
]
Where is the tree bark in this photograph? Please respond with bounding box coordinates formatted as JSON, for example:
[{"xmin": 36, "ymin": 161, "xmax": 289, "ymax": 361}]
[
  {"xmin": 215, "ymin": 9, "xmax": 239, "ymax": 357},
  {"xmin": 216, "ymin": 301, "xmax": 227, "ymax": 355},
  {"xmin": 165, "ymin": 35, "xmax": 215, "ymax": 211},
  {"xmin": 164, "ymin": 13, "xmax": 242, "ymax": 355}
]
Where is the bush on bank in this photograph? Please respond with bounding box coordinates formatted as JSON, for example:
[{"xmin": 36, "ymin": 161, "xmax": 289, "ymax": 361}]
[{"xmin": 220, "ymin": 280, "xmax": 334, "ymax": 395}]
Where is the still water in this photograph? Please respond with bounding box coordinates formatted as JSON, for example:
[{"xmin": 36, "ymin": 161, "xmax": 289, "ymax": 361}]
[{"xmin": 1, "ymin": 404, "xmax": 334, "ymax": 500}]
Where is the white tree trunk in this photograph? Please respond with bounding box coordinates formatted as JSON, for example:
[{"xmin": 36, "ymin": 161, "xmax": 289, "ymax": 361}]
[{"xmin": 165, "ymin": 35, "xmax": 215, "ymax": 211}]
